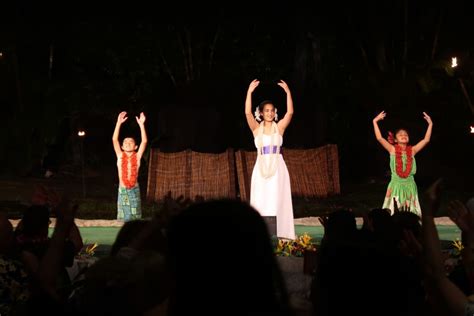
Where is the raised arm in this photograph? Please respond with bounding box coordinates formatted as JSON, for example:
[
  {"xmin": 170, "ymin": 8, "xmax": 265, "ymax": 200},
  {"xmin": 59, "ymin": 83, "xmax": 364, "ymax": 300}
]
[
  {"xmin": 245, "ymin": 79, "xmax": 260, "ymax": 132},
  {"xmin": 372, "ymin": 111, "xmax": 394, "ymax": 153},
  {"xmin": 135, "ymin": 112, "xmax": 148, "ymax": 160},
  {"xmin": 421, "ymin": 180, "xmax": 467, "ymax": 316},
  {"xmin": 112, "ymin": 111, "xmax": 128, "ymax": 158},
  {"xmin": 448, "ymin": 200, "xmax": 474, "ymax": 287},
  {"xmin": 276, "ymin": 80, "xmax": 294, "ymax": 134},
  {"xmin": 412, "ymin": 112, "xmax": 433, "ymax": 155}
]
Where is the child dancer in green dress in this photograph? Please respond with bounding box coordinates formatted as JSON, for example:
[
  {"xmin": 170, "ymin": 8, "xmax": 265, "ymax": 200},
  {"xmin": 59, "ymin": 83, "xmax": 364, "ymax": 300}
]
[{"xmin": 372, "ymin": 111, "xmax": 433, "ymax": 215}]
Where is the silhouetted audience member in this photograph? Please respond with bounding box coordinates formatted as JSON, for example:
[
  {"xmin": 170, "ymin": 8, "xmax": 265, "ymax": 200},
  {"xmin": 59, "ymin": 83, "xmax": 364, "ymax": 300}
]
[
  {"xmin": 70, "ymin": 215, "xmax": 169, "ymax": 316},
  {"xmin": 15, "ymin": 205, "xmax": 82, "ymax": 296},
  {"xmin": 311, "ymin": 208, "xmax": 426, "ymax": 316},
  {"xmin": 0, "ymin": 213, "xmax": 30, "ymax": 315},
  {"xmin": 167, "ymin": 199, "xmax": 293, "ymax": 316},
  {"xmin": 110, "ymin": 219, "xmax": 149, "ymax": 256},
  {"xmin": 422, "ymin": 180, "xmax": 474, "ymax": 316}
]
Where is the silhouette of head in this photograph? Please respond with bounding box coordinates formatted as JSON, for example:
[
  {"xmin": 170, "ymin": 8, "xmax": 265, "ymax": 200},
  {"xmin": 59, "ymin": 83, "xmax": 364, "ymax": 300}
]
[{"xmin": 167, "ymin": 199, "xmax": 290, "ymax": 315}]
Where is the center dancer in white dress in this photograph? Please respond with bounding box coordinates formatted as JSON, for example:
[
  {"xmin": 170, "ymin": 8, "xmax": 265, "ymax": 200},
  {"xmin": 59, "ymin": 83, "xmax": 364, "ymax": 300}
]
[{"xmin": 244, "ymin": 79, "xmax": 296, "ymax": 240}]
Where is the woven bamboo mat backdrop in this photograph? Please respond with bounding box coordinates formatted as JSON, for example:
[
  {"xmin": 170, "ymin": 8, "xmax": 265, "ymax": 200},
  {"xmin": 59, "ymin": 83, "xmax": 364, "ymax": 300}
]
[
  {"xmin": 236, "ymin": 144, "xmax": 340, "ymax": 201},
  {"xmin": 147, "ymin": 145, "xmax": 339, "ymax": 202},
  {"xmin": 147, "ymin": 149, "xmax": 236, "ymax": 201}
]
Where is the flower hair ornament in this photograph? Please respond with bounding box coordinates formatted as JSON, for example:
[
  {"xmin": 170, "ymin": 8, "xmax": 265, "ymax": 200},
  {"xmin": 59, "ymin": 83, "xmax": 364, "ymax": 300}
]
[
  {"xmin": 254, "ymin": 107, "xmax": 278, "ymax": 122},
  {"xmin": 254, "ymin": 106, "xmax": 262, "ymax": 122}
]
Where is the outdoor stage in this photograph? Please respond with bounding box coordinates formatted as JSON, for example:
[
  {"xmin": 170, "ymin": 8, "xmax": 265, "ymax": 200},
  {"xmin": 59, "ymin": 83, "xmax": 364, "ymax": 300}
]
[{"xmin": 1, "ymin": 142, "xmax": 466, "ymax": 257}]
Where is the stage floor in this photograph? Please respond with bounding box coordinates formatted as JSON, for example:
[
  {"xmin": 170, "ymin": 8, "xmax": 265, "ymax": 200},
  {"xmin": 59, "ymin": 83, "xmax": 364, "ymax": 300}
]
[
  {"xmin": 70, "ymin": 224, "xmax": 460, "ymax": 247},
  {"xmin": 38, "ymin": 216, "xmax": 459, "ymax": 256},
  {"xmin": 1, "ymin": 215, "xmax": 453, "ymax": 257}
]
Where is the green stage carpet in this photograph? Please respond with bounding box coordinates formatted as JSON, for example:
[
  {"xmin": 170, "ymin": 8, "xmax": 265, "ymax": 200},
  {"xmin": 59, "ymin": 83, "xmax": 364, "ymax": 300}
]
[{"xmin": 54, "ymin": 224, "xmax": 461, "ymax": 247}]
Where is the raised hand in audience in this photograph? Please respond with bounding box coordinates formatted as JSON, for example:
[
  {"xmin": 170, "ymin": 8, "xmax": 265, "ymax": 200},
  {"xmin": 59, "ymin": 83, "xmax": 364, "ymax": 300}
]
[
  {"xmin": 163, "ymin": 191, "xmax": 192, "ymax": 215},
  {"xmin": 393, "ymin": 197, "xmax": 412, "ymax": 213},
  {"xmin": 448, "ymin": 199, "xmax": 474, "ymax": 291},
  {"xmin": 420, "ymin": 178, "xmax": 467, "ymax": 316},
  {"xmin": 448, "ymin": 200, "xmax": 474, "ymax": 233}
]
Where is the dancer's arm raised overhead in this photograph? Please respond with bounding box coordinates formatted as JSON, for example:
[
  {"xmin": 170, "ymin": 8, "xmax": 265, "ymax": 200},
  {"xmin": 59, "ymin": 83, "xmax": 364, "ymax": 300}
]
[
  {"xmin": 135, "ymin": 112, "xmax": 148, "ymax": 160},
  {"xmin": 412, "ymin": 112, "xmax": 433, "ymax": 155},
  {"xmin": 245, "ymin": 79, "xmax": 260, "ymax": 133},
  {"xmin": 372, "ymin": 111, "xmax": 394, "ymax": 153},
  {"xmin": 112, "ymin": 111, "xmax": 128, "ymax": 158},
  {"xmin": 276, "ymin": 80, "xmax": 294, "ymax": 135}
]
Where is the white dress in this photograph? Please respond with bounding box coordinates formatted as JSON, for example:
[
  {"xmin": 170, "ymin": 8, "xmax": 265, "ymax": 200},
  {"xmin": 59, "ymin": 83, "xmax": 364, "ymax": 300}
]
[{"xmin": 250, "ymin": 132, "xmax": 295, "ymax": 240}]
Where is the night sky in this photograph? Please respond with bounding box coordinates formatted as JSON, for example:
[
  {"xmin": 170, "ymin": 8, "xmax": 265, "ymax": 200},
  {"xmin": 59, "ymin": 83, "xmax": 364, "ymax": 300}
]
[{"xmin": 1, "ymin": 1, "xmax": 473, "ymax": 189}]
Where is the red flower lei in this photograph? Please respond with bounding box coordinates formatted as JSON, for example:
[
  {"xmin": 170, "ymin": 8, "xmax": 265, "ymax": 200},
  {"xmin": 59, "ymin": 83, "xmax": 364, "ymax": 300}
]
[
  {"xmin": 121, "ymin": 152, "xmax": 138, "ymax": 188},
  {"xmin": 395, "ymin": 144, "xmax": 413, "ymax": 178}
]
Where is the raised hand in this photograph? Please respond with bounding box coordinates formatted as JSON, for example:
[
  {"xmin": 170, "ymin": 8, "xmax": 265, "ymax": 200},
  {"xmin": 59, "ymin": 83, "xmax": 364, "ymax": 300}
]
[
  {"xmin": 423, "ymin": 112, "xmax": 433, "ymax": 125},
  {"xmin": 163, "ymin": 191, "xmax": 192, "ymax": 215},
  {"xmin": 393, "ymin": 197, "xmax": 400, "ymax": 213},
  {"xmin": 135, "ymin": 112, "xmax": 146, "ymax": 125},
  {"xmin": 247, "ymin": 79, "xmax": 260, "ymax": 94},
  {"xmin": 448, "ymin": 200, "xmax": 474, "ymax": 233},
  {"xmin": 393, "ymin": 198, "xmax": 411, "ymax": 212},
  {"xmin": 277, "ymin": 80, "xmax": 290, "ymax": 94},
  {"xmin": 399, "ymin": 204, "xmax": 411, "ymax": 213},
  {"xmin": 401, "ymin": 205, "xmax": 411, "ymax": 212},
  {"xmin": 423, "ymin": 178, "xmax": 443, "ymax": 217},
  {"xmin": 373, "ymin": 111, "xmax": 386, "ymax": 123},
  {"xmin": 117, "ymin": 111, "xmax": 128, "ymax": 124}
]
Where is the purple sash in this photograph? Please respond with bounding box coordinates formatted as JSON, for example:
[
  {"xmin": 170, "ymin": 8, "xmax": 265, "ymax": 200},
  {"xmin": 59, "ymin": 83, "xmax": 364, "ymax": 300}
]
[{"xmin": 261, "ymin": 145, "xmax": 281, "ymax": 155}]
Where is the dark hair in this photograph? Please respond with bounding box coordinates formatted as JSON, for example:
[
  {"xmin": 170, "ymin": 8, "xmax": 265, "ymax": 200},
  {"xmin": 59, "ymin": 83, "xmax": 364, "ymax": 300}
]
[
  {"xmin": 255, "ymin": 100, "xmax": 276, "ymax": 121},
  {"xmin": 18, "ymin": 205, "xmax": 50, "ymax": 237},
  {"xmin": 368, "ymin": 208, "xmax": 397, "ymax": 244},
  {"xmin": 110, "ymin": 219, "xmax": 167, "ymax": 256},
  {"xmin": 258, "ymin": 100, "xmax": 275, "ymax": 113},
  {"xmin": 325, "ymin": 209, "xmax": 357, "ymax": 241},
  {"xmin": 388, "ymin": 128, "xmax": 410, "ymax": 144},
  {"xmin": 167, "ymin": 199, "xmax": 291, "ymax": 315},
  {"xmin": 110, "ymin": 219, "xmax": 149, "ymax": 256},
  {"xmin": 394, "ymin": 128, "xmax": 409, "ymax": 136},
  {"xmin": 392, "ymin": 211, "xmax": 421, "ymax": 240},
  {"xmin": 121, "ymin": 136, "xmax": 137, "ymax": 143}
]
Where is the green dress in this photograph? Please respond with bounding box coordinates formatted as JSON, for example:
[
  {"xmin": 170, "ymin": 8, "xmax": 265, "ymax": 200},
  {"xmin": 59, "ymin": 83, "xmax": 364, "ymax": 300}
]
[{"xmin": 382, "ymin": 153, "xmax": 421, "ymax": 215}]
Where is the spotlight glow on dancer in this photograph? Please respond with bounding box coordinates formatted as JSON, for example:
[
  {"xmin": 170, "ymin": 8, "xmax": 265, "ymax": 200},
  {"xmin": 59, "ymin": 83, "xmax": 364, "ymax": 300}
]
[{"xmin": 244, "ymin": 79, "xmax": 295, "ymax": 240}]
